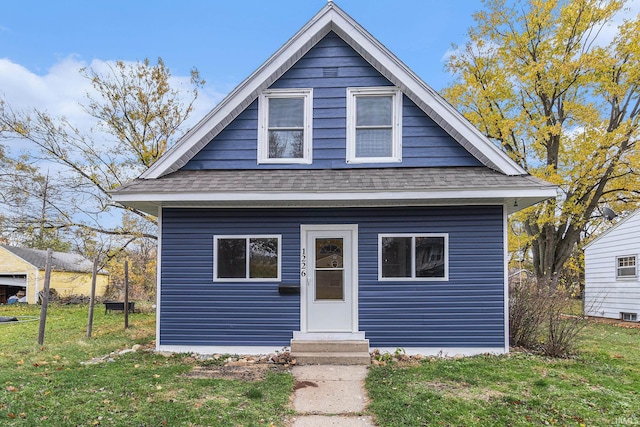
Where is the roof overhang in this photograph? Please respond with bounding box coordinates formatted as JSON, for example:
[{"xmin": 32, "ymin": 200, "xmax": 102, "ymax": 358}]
[
  {"xmin": 114, "ymin": 167, "xmax": 557, "ymax": 216},
  {"xmin": 116, "ymin": 187, "xmax": 556, "ymax": 216}
]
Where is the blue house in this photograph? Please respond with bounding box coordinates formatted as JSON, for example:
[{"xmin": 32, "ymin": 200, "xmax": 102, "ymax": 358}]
[{"xmin": 114, "ymin": 3, "xmax": 556, "ymax": 359}]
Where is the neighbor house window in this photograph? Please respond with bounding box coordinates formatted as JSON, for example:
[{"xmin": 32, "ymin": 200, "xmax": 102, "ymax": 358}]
[
  {"xmin": 258, "ymin": 89, "xmax": 312, "ymax": 164},
  {"xmin": 347, "ymin": 87, "xmax": 402, "ymax": 163},
  {"xmin": 379, "ymin": 234, "xmax": 448, "ymax": 281},
  {"xmin": 621, "ymin": 312, "xmax": 638, "ymax": 322},
  {"xmin": 214, "ymin": 236, "xmax": 281, "ymax": 281},
  {"xmin": 616, "ymin": 255, "xmax": 637, "ymax": 278}
]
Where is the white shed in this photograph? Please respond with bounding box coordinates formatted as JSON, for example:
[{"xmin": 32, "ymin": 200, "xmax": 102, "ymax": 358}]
[{"xmin": 584, "ymin": 210, "xmax": 640, "ymax": 322}]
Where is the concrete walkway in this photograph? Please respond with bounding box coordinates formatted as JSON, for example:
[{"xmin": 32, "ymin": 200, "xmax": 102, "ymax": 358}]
[{"xmin": 289, "ymin": 365, "xmax": 376, "ymax": 426}]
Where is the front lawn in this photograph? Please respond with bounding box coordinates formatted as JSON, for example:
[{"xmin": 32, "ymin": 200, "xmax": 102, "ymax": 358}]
[
  {"xmin": 0, "ymin": 304, "xmax": 293, "ymax": 426},
  {"xmin": 367, "ymin": 320, "xmax": 640, "ymax": 426},
  {"xmin": 5, "ymin": 303, "xmax": 639, "ymax": 426}
]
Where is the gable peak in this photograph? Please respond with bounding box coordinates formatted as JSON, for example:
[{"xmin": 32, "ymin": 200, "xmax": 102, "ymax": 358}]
[{"xmin": 140, "ymin": 2, "xmax": 526, "ymax": 179}]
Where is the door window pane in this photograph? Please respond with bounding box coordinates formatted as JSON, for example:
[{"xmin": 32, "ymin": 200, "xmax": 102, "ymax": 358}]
[
  {"xmin": 315, "ymin": 270, "xmax": 344, "ymax": 300},
  {"xmin": 315, "ymin": 238, "xmax": 344, "ymax": 300},
  {"xmin": 316, "ymin": 238, "xmax": 343, "ymax": 268}
]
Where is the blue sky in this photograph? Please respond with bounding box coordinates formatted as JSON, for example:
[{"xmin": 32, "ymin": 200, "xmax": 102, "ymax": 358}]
[
  {"xmin": 1, "ymin": 1, "xmax": 481, "ymax": 109},
  {"xmin": 1, "ymin": 0, "xmax": 637, "ymax": 133}
]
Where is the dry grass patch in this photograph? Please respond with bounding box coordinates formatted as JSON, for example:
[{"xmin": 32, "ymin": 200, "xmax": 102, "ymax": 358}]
[
  {"xmin": 184, "ymin": 364, "xmax": 289, "ymax": 381},
  {"xmin": 411, "ymin": 380, "xmax": 505, "ymax": 402}
]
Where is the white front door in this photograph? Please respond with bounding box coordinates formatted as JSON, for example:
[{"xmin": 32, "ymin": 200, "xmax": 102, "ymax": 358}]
[{"xmin": 300, "ymin": 225, "xmax": 358, "ymax": 333}]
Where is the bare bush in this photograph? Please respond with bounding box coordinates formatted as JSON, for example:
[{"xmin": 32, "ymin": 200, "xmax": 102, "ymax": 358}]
[
  {"xmin": 540, "ymin": 289, "xmax": 587, "ymax": 357},
  {"xmin": 509, "ymin": 278, "xmax": 587, "ymax": 357},
  {"xmin": 509, "ymin": 278, "xmax": 546, "ymax": 348}
]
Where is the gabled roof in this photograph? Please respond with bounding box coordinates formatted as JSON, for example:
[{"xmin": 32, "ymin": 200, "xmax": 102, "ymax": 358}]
[
  {"xmin": 0, "ymin": 245, "xmax": 104, "ymax": 274},
  {"xmin": 140, "ymin": 2, "xmax": 526, "ymax": 179}
]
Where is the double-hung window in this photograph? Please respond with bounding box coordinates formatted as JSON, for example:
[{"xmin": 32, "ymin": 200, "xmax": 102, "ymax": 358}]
[
  {"xmin": 616, "ymin": 255, "xmax": 637, "ymax": 279},
  {"xmin": 214, "ymin": 235, "xmax": 281, "ymax": 282},
  {"xmin": 379, "ymin": 234, "xmax": 448, "ymax": 281},
  {"xmin": 258, "ymin": 89, "xmax": 312, "ymax": 164},
  {"xmin": 347, "ymin": 87, "xmax": 402, "ymax": 163}
]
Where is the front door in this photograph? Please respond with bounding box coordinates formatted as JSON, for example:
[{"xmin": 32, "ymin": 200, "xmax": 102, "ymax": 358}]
[{"xmin": 301, "ymin": 225, "xmax": 358, "ymax": 333}]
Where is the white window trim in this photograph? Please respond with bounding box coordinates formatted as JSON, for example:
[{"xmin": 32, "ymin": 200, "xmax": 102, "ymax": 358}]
[
  {"xmin": 213, "ymin": 235, "xmax": 282, "ymax": 282},
  {"xmin": 346, "ymin": 86, "xmax": 402, "ymax": 164},
  {"xmin": 258, "ymin": 89, "xmax": 313, "ymax": 164},
  {"xmin": 616, "ymin": 254, "xmax": 637, "ymax": 279},
  {"xmin": 378, "ymin": 233, "xmax": 449, "ymax": 281}
]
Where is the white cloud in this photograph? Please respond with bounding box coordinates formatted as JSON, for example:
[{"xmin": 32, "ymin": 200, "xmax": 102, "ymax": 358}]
[
  {"xmin": 0, "ymin": 56, "xmax": 88, "ymax": 118},
  {"xmin": 594, "ymin": 0, "xmax": 640, "ymax": 47},
  {"xmin": 0, "ymin": 56, "xmax": 222, "ymax": 139}
]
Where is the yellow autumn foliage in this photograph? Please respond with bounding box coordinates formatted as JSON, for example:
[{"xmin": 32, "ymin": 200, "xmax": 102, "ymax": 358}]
[{"xmin": 445, "ymin": 0, "xmax": 640, "ymax": 286}]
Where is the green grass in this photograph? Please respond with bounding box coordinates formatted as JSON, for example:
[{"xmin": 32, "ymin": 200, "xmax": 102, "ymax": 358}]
[
  {"xmin": 5, "ymin": 303, "xmax": 639, "ymax": 426},
  {"xmin": 367, "ymin": 321, "xmax": 640, "ymax": 426},
  {"xmin": 0, "ymin": 304, "xmax": 294, "ymax": 426}
]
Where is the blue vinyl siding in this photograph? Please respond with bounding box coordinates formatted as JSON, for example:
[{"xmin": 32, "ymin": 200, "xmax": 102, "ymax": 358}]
[
  {"xmin": 160, "ymin": 206, "xmax": 504, "ymax": 348},
  {"xmin": 183, "ymin": 32, "xmax": 482, "ymax": 170}
]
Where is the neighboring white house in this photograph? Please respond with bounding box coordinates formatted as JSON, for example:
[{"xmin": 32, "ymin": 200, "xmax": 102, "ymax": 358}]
[{"xmin": 584, "ymin": 210, "xmax": 640, "ymax": 322}]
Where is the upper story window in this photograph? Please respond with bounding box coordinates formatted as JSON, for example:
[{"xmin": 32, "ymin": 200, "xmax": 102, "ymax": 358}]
[
  {"xmin": 379, "ymin": 234, "xmax": 448, "ymax": 281},
  {"xmin": 347, "ymin": 87, "xmax": 402, "ymax": 163},
  {"xmin": 213, "ymin": 235, "xmax": 281, "ymax": 282},
  {"xmin": 616, "ymin": 255, "xmax": 637, "ymax": 279},
  {"xmin": 258, "ymin": 89, "xmax": 313, "ymax": 164}
]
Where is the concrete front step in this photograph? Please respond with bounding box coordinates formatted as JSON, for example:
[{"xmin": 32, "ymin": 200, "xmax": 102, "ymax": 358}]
[
  {"xmin": 293, "ymin": 351, "xmax": 371, "ymax": 365},
  {"xmin": 291, "ymin": 340, "xmax": 370, "ymax": 353},
  {"xmin": 291, "ymin": 340, "xmax": 370, "ymax": 365}
]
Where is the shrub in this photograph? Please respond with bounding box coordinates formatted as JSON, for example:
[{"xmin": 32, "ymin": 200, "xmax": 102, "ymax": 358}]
[
  {"xmin": 509, "ymin": 278, "xmax": 546, "ymax": 348},
  {"xmin": 509, "ymin": 278, "xmax": 586, "ymax": 357}
]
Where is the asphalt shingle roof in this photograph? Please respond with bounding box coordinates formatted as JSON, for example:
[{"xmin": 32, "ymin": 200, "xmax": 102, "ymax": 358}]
[
  {"xmin": 0, "ymin": 245, "xmax": 99, "ymax": 274},
  {"xmin": 117, "ymin": 167, "xmax": 553, "ymax": 195}
]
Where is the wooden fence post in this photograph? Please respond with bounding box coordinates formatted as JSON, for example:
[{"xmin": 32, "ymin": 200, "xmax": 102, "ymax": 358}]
[
  {"xmin": 38, "ymin": 248, "xmax": 52, "ymax": 345},
  {"xmin": 87, "ymin": 258, "xmax": 98, "ymax": 337},
  {"xmin": 124, "ymin": 260, "xmax": 129, "ymax": 329}
]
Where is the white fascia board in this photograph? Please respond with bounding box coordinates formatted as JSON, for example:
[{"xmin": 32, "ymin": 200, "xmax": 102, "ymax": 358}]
[{"xmin": 114, "ymin": 187, "xmax": 556, "ymax": 204}]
